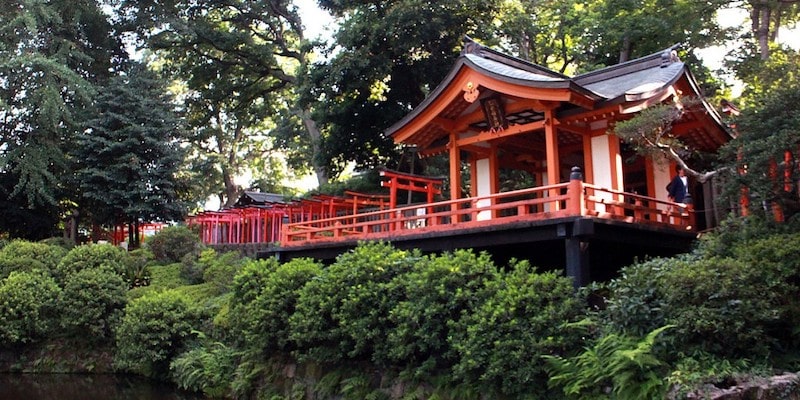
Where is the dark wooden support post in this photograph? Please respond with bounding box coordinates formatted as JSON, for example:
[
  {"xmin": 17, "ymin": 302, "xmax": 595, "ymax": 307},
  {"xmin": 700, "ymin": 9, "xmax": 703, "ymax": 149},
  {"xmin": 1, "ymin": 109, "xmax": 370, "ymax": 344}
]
[
  {"xmin": 565, "ymin": 167, "xmax": 590, "ymax": 288},
  {"xmin": 565, "ymin": 237, "xmax": 590, "ymax": 289}
]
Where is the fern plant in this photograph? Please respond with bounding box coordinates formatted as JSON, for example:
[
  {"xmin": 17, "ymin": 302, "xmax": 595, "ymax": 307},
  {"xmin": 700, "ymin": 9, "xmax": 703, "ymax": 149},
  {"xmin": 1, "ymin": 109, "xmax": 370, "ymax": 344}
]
[{"xmin": 544, "ymin": 325, "xmax": 674, "ymax": 400}]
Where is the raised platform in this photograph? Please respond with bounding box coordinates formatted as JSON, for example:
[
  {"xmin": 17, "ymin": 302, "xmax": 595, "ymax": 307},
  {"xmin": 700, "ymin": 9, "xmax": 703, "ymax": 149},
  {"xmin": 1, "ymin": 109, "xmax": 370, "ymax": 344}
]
[{"xmin": 260, "ymin": 216, "xmax": 697, "ymax": 287}]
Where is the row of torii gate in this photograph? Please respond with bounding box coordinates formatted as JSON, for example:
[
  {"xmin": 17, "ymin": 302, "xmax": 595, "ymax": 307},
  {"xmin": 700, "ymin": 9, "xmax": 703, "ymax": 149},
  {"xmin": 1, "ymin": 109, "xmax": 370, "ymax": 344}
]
[{"xmin": 186, "ymin": 170, "xmax": 443, "ymax": 245}]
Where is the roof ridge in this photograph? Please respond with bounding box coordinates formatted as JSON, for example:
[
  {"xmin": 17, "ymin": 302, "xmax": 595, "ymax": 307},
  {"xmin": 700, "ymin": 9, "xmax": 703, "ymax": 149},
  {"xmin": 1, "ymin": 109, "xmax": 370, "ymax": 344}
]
[
  {"xmin": 574, "ymin": 44, "xmax": 682, "ymax": 84},
  {"xmin": 460, "ymin": 36, "xmax": 568, "ymax": 79}
]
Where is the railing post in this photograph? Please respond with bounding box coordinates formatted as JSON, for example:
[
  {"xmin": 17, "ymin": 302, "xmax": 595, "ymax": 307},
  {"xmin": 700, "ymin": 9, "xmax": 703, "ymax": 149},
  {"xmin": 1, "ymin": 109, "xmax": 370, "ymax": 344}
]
[{"xmin": 567, "ymin": 166, "xmax": 585, "ymax": 216}]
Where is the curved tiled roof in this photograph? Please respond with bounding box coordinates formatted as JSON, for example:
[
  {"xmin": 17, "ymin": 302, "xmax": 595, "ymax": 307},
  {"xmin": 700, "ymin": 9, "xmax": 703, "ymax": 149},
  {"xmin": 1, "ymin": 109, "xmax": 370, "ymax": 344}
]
[{"xmin": 385, "ymin": 37, "xmax": 730, "ymax": 149}]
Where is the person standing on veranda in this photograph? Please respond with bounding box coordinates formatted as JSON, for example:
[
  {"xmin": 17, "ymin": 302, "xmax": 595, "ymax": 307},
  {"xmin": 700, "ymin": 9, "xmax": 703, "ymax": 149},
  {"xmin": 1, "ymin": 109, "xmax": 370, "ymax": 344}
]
[{"xmin": 667, "ymin": 165, "xmax": 689, "ymax": 204}]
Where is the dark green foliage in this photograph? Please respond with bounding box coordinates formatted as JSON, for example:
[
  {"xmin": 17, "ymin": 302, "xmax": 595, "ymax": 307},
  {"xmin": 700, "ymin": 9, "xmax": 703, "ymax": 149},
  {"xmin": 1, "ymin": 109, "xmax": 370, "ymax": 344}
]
[
  {"xmin": 231, "ymin": 258, "xmax": 321, "ymax": 357},
  {"xmin": 39, "ymin": 237, "xmax": 76, "ymax": 250},
  {"xmin": 725, "ymin": 80, "xmax": 800, "ymax": 218},
  {"xmin": 0, "ymin": 271, "xmax": 61, "ymax": 345},
  {"xmin": 179, "ymin": 253, "xmax": 205, "ymax": 285},
  {"xmin": 0, "ymin": 256, "xmax": 46, "ymax": 280},
  {"xmin": 146, "ymin": 226, "xmax": 202, "ymax": 264},
  {"xmin": 386, "ymin": 250, "xmax": 500, "ymax": 374},
  {"xmin": 452, "ymin": 262, "xmax": 584, "ymax": 397},
  {"xmin": 170, "ymin": 338, "xmax": 237, "ymax": 398},
  {"xmin": 308, "ymin": 1, "xmax": 504, "ymax": 175},
  {"xmin": 662, "ymin": 257, "xmax": 781, "ymax": 358},
  {"xmin": 0, "ymin": 240, "xmax": 67, "ymax": 275},
  {"xmin": 75, "ymin": 63, "xmax": 187, "ymax": 236},
  {"xmin": 603, "ymin": 256, "xmax": 676, "ymax": 336},
  {"xmin": 0, "ymin": 0, "xmax": 123, "ymax": 210},
  {"xmin": 200, "ymin": 250, "xmax": 248, "ymax": 295},
  {"xmin": 123, "ymin": 248, "xmax": 153, "ymax": 288},
  {"xmin": 607, "ymin": 221, "xmax": 800, "ymax": 364},
  {"xmin": 114, "ymin": 290, "xmax": 196, "ymax": 377},
  {"xmin": 290, "ymin": 242, "xmax": 420, "ymax": 364},
  {"xmin": 59, "ymin": 268, "xmax": 128, "ymax": 340},
  {"xmin": 56, "ymin": 243, "xmax": 128, "ymax": 280},
  {"xmin": 544, "ymin": 325, "xmax": 673, "ymax": 400}
]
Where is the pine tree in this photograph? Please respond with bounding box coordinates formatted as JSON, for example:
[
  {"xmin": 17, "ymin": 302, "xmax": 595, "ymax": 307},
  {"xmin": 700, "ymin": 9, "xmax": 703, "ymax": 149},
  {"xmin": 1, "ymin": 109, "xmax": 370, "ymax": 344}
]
[{"xmin": 75, "ymin": 64, "xmax": 187, "ymax": 248}]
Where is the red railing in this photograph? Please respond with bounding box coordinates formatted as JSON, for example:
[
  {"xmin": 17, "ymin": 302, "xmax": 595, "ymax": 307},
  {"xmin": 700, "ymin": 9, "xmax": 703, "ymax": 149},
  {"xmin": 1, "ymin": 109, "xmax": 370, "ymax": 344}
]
[{"xmin": 280, "ymin": 179, "xmax": 694, "ymax": 246}]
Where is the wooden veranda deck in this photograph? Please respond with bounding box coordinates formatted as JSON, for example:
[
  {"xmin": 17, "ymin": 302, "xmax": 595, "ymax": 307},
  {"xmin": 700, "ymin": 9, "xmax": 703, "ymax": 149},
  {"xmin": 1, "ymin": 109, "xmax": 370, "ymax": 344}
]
[
  {"xmin": 263, "ymin": 173, "xmax": 697, "ymax": 287},
  {"xmin": 280, "ymin": 177, "xmax": 694, "ymax": 246}
]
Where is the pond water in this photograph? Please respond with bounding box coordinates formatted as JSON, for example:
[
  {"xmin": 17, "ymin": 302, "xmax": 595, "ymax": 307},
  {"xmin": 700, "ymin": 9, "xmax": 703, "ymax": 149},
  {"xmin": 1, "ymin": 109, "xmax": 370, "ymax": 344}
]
[{"xmin": 0, "ymin": 373, "xmax": 207, "ymax": 400}]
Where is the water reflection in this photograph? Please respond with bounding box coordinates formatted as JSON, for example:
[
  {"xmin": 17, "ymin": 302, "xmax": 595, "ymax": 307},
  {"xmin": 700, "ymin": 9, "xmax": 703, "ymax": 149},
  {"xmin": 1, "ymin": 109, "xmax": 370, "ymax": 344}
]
[{"xmin": 0, "ymin": 373, "xmax": 207, "ymax": 400}]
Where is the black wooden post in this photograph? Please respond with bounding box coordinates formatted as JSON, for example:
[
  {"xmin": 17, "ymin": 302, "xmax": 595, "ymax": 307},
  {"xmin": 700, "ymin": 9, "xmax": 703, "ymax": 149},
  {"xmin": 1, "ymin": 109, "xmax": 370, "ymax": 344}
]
[{"xmin": 565, "ymin": 166, "xmax": 590, "ymax": 288}]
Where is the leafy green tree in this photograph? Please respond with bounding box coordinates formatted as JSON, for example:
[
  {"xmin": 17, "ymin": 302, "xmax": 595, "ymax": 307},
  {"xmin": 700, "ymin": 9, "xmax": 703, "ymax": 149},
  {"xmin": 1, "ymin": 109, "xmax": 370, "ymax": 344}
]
[
  {"xmin": 306, "ymin": 0, "xmax": 503, "ymax": 177},
  {"xmin": 115, "ymin": 0, "xmax": 319, "ymax": 204},
  {"xmin": 74, "ymin": 63, "xmax": 187, "ymax": 247},
  {"xmin": 738, "ymin": 0, "xmax": 800, "ymax": 60},
  {"xmin": 493, "ymin": 0, "xmax": 586, "ymax": 74},
  {"xmin": 578, "ymin": 0, "xmax": 726, "ymax": 67},
  {"xmin": 0, "ymin": 0, "xmax": 125, "ymax": 238},
  {"xmin": 727, "ymin": 79, "xmax": 800, "ymax": 218}
]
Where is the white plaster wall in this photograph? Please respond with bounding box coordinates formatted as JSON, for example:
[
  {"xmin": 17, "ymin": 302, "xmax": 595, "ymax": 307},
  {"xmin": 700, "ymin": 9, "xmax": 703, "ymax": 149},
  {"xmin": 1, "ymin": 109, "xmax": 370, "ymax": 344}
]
[
  {"xmin": 591, "ymin": 135, "xmax": 614, "ymax": 202},
  {"xmin": 652, "ymin": 157, "xmax": 672, "ymax": 211},
  {"xmin": 476, "ymin": 158, "xmax": 492, "ymax": 221}
]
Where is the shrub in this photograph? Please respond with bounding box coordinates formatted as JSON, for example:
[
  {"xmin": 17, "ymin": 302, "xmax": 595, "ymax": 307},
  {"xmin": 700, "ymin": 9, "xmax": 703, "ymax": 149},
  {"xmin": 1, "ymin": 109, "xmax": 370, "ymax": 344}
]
[
  {"xmin": 694, "ymin": 214, "xmax": 800, "ymax": 259},
  {"xmin": 607, "ymin": 254, "xmax": 788, "ymax": 361},
  {"xmin": 729, "ymin": 232, "xmax": 800, "ymax": 352},
  {"xmin": 290, "ymin": 242, "xmax": 419, "ymax": 364},
  {"xmin": 662, "ymin": 257, "xmax": 784, "ymax": 358},
  {"xmin": 0, "ymin": 271, "xmax": 61, "ymax": 345},
  {"xmin": 59, "ymin": 267, "xmax": 128, "ymax": 340},
  {"xmin": 603, "ymin": 256, "xmax": 678, "ymax": 336},
  {"xmin": 56, "ymin": 243, "xmax": 129, "ymax": 280},
  {"xmin": 114, "ymin": 290, "xmax": 196, "ymax": 377},
  {"xmin": 39, "ymin": 236, "xmax": 76, "ymax": 250},
  {"xmin": 146, "ymin": 226, "xmax": 202, "ymax": 264},
  {"xmin": 123, "ymin": 248, "xmax": 153, "ymax": 288},
  {"xmin": 386, "ymin": 250, "xmax": 501, "ymax": 375},
  {"xmin": 227, "ymin": 257, "xmax": 281, "ymax": 349},
  {"xmin": 0, "ymin": 256, "xmax": 46, "ymax": 280},
  {"xmin": 201, "ymin": 250, "xmax": 248, "ymax": 294},
  {"xmin": 180, "ymin": 252, "xmax": 204, "ymax": 285},
  {"xmin": 232, "ymin": 258, "xmax": 321, "ymax": 356},
  {"xmin": 0, "ymin": 240, "xmax": 67, "ymax": 277},
  {"xmin": 451, "ymin": 261, "xmax": 584, "ymax": 397}
]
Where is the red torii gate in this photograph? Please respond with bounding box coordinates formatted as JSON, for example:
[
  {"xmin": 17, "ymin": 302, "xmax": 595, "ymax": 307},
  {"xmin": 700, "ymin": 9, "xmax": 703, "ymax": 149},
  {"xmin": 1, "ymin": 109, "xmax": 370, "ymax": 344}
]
[{"xmin": 379, "ymin": 169, "xmax": 444, "ymax": 209}]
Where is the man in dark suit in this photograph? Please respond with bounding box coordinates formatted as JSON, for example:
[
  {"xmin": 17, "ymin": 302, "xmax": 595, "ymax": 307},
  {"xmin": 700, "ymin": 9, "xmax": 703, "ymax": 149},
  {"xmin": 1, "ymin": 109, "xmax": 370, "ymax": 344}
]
[{"xmin": 667, "ymin": 166, "xmax": 689, "ymax": 203}]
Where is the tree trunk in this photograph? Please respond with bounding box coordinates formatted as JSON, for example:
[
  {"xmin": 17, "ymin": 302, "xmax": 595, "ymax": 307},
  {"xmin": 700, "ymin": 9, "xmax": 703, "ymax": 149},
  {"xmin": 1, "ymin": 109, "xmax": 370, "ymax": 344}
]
[
  {"xmin": 222, "ymin": 165, "xmax": 239, "ymax": 207},
  {"xmin": 301, "ymin": 109, "xmax": 329, "ymax": 187},
  {"xmin": 757, "ymin": 2, "xmax": 771, "ymax": 60},
  {"xmin": 64, "ymin": 209, "xmax": 79, "ymax": 244},
  {"xmin": 619, "ymin": 34, "xmax": 632, "ymax": 63}
]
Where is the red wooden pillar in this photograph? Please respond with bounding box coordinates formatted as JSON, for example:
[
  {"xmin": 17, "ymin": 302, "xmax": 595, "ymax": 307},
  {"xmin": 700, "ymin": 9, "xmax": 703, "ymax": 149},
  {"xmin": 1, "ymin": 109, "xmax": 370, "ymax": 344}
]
[
  {"xmin": 544, "ymin": 108, "xmax": 560, "ymax": 207},
  {"xmin": 449, "ymin": 131, "xmax": 461, "ymax": 218}
]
